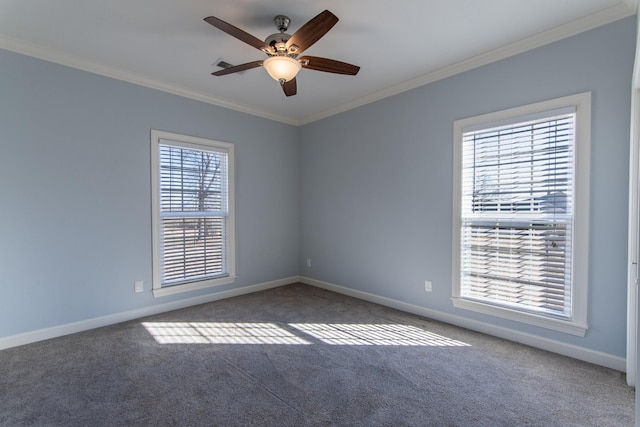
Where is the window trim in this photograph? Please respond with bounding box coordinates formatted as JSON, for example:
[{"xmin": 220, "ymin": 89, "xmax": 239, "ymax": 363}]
[
  {"xmin": 451, "ymin": 92, "xmax": 591, "ymax": 336},
  {"xmin": 151, "ymin": 130, "xmax": 236, "ymax": 298}
]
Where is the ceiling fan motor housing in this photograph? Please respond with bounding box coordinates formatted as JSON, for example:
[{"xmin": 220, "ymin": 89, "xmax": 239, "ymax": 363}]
[
  {"xmin": 266, "ymin": 15, "xmax": 297, "ymax": 55},
  {"xmin": 264, "ymin": 32, "xmax": 291, "ymax": 52}
]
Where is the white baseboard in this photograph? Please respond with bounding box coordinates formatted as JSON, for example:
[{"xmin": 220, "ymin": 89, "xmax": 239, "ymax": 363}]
[
  {"xmin": 0, "ymin": 276, "xmax": 300, "ymax": 351},
  {"xmin": 300, "ymin": 276, "xmax": 626, "ymax": 372},
  {"xmin": 2, "ymin": 275, "xmax": 626, "ymax": 372}
]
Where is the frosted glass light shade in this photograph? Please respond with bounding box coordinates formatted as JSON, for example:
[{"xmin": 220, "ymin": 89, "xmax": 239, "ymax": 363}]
[{"xmin": 263, "ymin": 56, "xmax": 301, "ymax": 82}]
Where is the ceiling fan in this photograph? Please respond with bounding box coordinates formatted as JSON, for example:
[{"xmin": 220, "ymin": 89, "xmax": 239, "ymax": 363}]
[{"xmin": 204, "ymin": 10, "xmax": 360, "ymax": 97}]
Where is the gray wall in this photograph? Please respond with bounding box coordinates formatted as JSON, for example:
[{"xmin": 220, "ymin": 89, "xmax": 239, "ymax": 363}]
[
  {"xmin": 0, "ymin": 49, "xmax": 300, "ymax": 338},
  {"xmin": 299, "ymin": 17, "xmax": 636, "ymax": 358}
]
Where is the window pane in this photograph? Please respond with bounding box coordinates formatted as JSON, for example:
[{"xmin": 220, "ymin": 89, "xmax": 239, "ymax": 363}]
[
  {"xmin": 460, "ymin": 219, "xmax": 571, "ymax": 317},
  {"xmin": 462, "ymin": 116, "xmax": 573, "ymax": 216},
  {"xmin": 159, "ymin": 145, "xmax": 227, "ymax": 213},
  {"xmin": 162, "ymin": 216, "xmax": 227, "ymax": 285}
]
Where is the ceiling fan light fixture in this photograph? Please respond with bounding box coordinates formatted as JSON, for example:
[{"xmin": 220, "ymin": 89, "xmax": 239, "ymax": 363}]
[{"xmin": 263, "ymin": 56, "xmax": 301, "ymax": 83}]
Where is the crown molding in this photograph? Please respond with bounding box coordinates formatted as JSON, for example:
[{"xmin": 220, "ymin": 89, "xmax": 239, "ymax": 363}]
[
  {"xmin": 298, "ymin": 2, "xmax": 636, "ymax": 125},
  {"xmin": 0, "ymin": 34, "xmax": 298, "ymax": 126},
  {"xmin": 0, "ymin": 1, "xmax": 634, "ymax": 127}
]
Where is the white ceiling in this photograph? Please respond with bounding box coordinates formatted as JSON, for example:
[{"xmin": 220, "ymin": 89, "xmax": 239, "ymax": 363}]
[{"xmin": 0, "ymin": 1, "xmax": 635, "ymax": 125}]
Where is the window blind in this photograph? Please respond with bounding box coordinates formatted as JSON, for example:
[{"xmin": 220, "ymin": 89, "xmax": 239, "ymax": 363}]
[
  {"xmin": 460, "ymin": 112, "xmax": 575, "ymax": 318},
  {"xmin": 158, "ymin": 143, "xmax": 229, "ymax": 286}
]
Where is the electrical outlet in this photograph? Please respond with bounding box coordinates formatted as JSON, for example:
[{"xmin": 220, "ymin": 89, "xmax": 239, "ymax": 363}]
[
  {"xmin": 306, "ymin": 258, "xmax": 312, "ymax": 267},
  {"xmin": 424, "ymin": 280, "xmax": 432, "ymax": 292},
  {"xmin": 134, "ymin": 280, "xmax": 144, "ymax": 293}
]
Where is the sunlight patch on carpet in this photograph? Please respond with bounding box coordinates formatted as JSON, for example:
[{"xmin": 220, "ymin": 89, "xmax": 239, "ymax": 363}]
[
  {"xmin": 288, "ymin": 323, "xmax": 471, "ymax": 346},
  {"xmin": 142, "ymin": 321, "xmax": 470, "ymax": 346},
  {"xmin": 142, "ymin": 322, "xmax": 312, "ymax": 345}
]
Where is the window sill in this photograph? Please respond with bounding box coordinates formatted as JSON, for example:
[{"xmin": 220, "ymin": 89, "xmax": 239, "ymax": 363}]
[
  {"xmin": 153, "ymin": 276, "xmax": 237, "ymax": 298},
  {"xmin": 451, "ymin": 297, "xmax": 587, "ymax": 337}
]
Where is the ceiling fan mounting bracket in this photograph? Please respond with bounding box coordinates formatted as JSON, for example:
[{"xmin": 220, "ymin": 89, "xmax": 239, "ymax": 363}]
[{"xmin": 273, "ymin": 15, "xmax": 290, "ymax": 32}]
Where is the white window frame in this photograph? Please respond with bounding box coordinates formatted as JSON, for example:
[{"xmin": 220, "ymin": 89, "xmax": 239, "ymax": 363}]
[
  {"xmin": 452, "ymin": 92, "xmax": 591, "ymax": 336},
  {"xmin": 151, "ymin": 130, "xmax": 236, "ymax": 297}
]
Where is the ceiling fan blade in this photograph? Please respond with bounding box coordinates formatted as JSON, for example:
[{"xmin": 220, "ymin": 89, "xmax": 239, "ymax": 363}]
[
  {"xmin": 212, "ymin": 60, "xmax": 264, "ymax": 76},
  {"xmin": 204, "ymin": 16, "xmax": 273, "ymax": 54},
  {"xmin": 299, "ymin": 56, "xmax": 360, "ymax": 75},
  {"xmin": 282, "ymin": 78, "xmax": 297, "ymax": 97},
  {"xmin": 285, "ymin": 10, "xmax": 338, "ymax": 54}
]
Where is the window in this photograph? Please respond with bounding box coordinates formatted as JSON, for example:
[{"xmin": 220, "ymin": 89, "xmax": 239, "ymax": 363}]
[
  {"xmin": 151, "ymin": 130, "xmax": 235, "ymax": 297},
  {"xmin": 452, "ymin": 93, "xmax": 590, "ymax": 336}
]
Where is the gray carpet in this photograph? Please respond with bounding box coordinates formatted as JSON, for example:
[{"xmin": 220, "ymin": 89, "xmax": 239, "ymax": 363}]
[{"xmin": 0, "ymin": 283, "xmax": 634, "ymax": 426}]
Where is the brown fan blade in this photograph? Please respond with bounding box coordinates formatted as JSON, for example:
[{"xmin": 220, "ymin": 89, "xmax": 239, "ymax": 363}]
[
  {"xmin": 212, "ymin": 60, "xmax": 264, "ymax": 76},
  {"xmin": 282, "ymin": 78, "xmax": 297, "ymax": 97},
  {"xmin": 204, "ymin": 16, "xmax": 273, "ymax": 54},
  {"xmin": 299, "ymin": 56, "xmax": 360, "ymax": 75},
  {"xmin": 285, "ymin": 10, "xmax": 338, "ymax": 55}
]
